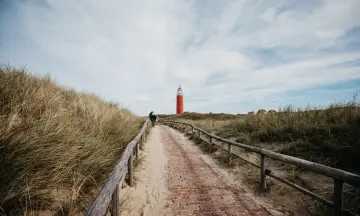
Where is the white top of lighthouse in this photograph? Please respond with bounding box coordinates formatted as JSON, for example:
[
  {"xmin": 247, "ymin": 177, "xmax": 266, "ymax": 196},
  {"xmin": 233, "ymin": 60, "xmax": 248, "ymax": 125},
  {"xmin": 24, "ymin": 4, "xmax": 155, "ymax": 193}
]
[{"xmin": 177, "ymin": 85, "xmax": 183, "ymax": 95}]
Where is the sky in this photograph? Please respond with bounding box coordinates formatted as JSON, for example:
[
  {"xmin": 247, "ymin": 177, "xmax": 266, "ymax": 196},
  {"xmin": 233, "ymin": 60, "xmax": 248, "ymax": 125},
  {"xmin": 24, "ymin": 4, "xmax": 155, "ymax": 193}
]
[{"xmin": 1, "ymin": 0, "xmax": 360, "ymax": 115}]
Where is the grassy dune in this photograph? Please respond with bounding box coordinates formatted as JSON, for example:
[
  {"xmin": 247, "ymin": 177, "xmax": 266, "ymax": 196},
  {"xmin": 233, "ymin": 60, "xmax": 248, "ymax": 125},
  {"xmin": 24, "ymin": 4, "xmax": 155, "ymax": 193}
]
[
  {"xmin": 221, "ymin": 103, "xmax": 360, "ymax": 172},
  {"xmin": 158, "ymin": 112, "xmax": 246, "ymax": 121},
  {"xmin": 0, "ymin": 67, "xmax": 143, "ymax": 215},
  {"xmin": 164, "ymin": 102, "xmax": 360, "ymax": 172}
]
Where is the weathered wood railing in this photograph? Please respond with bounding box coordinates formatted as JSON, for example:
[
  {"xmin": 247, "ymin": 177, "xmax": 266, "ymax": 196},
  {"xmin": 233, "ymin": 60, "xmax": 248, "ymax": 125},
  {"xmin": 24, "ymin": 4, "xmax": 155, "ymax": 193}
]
[
  {"xmin": 85, "ymin": 119, "xmax": 149, "ymax": 216},
  {"xmin": 163, "ymin": 120, "xmax": 360, "ymax": 216}
]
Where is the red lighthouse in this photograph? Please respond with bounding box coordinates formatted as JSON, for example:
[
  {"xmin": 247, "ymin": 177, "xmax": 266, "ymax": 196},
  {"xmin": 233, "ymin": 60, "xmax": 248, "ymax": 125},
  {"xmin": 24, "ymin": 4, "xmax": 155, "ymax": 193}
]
[{"xmin": 176, "ymin": 85, "xmax": 184, "ymax": 114}]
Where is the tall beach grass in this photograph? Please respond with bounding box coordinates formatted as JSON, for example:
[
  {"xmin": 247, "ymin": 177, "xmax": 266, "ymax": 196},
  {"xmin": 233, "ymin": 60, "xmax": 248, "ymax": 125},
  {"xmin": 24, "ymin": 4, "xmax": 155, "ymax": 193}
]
[{"xmin": 0, "ymin": 66, "xmax": 143, "ymax": 215}]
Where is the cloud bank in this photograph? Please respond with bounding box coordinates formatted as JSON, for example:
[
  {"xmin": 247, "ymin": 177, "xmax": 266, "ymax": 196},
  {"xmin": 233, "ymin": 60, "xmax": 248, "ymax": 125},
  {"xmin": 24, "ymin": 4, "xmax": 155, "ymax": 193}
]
[{"xmin": 1, "ymin": 0, "xmax": 360, "ymax": 115}]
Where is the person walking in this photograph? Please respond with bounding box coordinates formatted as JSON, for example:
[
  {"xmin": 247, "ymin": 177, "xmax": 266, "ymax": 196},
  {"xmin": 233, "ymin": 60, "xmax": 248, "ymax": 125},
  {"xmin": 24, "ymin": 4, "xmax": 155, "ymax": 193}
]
[{"xmin": 149, "ymin": 111, "xmax": 157, "ymax": 126}]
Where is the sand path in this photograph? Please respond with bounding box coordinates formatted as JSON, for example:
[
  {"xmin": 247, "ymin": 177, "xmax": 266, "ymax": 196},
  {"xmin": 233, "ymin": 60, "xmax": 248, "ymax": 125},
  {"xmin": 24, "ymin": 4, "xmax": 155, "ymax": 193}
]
[
  {"xmin": 120, "ymin": 125, "xmax": 270, "ymax": 216},
  {"xmin": 119, "ymin": 126, "xmax": 168, "ymax": 216}
]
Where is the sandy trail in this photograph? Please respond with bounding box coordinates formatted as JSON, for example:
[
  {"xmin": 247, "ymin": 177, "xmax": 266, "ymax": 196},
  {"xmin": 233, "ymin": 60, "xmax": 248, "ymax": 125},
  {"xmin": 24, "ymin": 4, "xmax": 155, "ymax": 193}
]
[
  {"xmin": 120, "ymin": 126, "xmax": 168, "ymax": 216},
  {"xmin": 121, "ymin": 125, "xmax": 270, "ymax": 216}
]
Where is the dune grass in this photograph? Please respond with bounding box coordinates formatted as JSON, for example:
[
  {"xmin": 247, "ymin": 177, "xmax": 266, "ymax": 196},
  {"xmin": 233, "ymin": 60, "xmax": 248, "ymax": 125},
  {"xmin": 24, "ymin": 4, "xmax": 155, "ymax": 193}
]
[
  {"xmin": 0, "ymin": 66, "xmax": 144, "ymax": 215},
  {"xmin": 219, "ymin": 101, "xmax": 360, "ymax": 173},
  {"xmin": 165, "ymin": 100, "xmax": 360, "ymax": 173}
]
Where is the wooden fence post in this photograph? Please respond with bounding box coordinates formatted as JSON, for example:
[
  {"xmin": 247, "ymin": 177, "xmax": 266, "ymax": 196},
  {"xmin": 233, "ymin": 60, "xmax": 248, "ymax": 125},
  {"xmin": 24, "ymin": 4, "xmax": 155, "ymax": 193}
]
[
  {"xmin": 334, "ymin": 179, "xmax": 344, "ymax": 216},
  {"xmin": 208, "ymin": 137, "xmax": 213, "ymax": 153},
  {"xmin": 228, "ymin": 144, "xmax": 232, "ymax": 166},
  {"xmin": 136, "ymin": 142, "xmax": 139, "ymax": 159},
  {"xmin": 128, "ymin": 154, "xmax": 134, "ymax": 187},
  {"xmin": 111, "ymin": 184, "xmax": 119, "ymax": 216},
  {"xmin": 140, "ymin": 134, "xmax": 144, "ymax": 150},
  {"xmin": 260, "ymin": 154, "xmax": 266, "ymax": 192}
]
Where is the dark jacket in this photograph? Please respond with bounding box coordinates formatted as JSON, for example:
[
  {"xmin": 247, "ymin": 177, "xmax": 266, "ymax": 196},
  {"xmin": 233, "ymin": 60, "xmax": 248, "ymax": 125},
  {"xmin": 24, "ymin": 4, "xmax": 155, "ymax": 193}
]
[{"xmin": 149, "ymin": 112, "xmax": 156, "ymax": 121}]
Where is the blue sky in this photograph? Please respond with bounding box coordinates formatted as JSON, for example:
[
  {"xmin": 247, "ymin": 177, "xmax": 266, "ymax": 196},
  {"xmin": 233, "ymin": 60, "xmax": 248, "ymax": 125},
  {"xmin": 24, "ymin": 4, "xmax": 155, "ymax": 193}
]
[{"xmin": 1, "ymin": 0, "xmax": 360, "ymax": 115}]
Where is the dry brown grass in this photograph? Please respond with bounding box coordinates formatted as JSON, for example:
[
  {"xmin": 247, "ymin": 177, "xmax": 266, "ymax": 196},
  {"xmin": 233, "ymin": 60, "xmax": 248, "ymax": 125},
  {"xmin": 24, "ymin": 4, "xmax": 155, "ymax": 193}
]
[
  {"xmin": 167, "ymin": 101, "xmax": 360, "ymax": 172},
  {"xmin": 0, "ymin": 66, "xmax": 144, "ymax": 215},
  {"xmin": 158, "ymin": 111, "xmax": 246, "ymax": 121}
]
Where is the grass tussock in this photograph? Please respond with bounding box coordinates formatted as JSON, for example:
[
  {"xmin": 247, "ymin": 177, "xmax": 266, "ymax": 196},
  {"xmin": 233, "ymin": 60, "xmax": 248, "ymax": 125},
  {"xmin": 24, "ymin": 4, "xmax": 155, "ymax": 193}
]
[{"xmin": 0, "ymin": 66, "xmax": 143, "ymax": 215}]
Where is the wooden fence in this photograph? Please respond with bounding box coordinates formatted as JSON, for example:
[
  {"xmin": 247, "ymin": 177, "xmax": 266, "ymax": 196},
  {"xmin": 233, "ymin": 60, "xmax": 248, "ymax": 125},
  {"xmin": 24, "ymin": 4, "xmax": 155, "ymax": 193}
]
[
  {"xmin": 163, "ymin": 120, "xmax": 360, "ymax": 216},
  {"xmin": 85, "ymin": 119, "xmax": 149, "ymax": 216}
]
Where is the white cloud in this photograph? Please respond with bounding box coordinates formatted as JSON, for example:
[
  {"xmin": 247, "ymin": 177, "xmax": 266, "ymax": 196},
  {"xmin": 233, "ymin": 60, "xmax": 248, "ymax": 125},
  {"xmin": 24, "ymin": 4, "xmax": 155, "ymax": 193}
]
[
  {"xmin": 134, "ymin": 93, "xmax": 152, "ymax": 102},
  {"xmin": 1, "ymin": 0, "xmax": 360, "ymax": 115}
]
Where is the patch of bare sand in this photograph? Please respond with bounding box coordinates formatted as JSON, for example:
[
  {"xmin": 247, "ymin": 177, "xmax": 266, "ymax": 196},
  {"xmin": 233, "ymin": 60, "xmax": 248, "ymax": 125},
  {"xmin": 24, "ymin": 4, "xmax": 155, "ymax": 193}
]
[{"xmin": 120, "ymin": 127, "xmax": 168, "ymax": 216}]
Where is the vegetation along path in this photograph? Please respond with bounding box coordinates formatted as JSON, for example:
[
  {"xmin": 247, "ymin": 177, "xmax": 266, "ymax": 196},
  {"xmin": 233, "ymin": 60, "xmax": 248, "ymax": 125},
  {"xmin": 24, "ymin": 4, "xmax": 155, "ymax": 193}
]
[{"xmin": 125, "ymin": 125, "xmax": 270, "ymax": 216}]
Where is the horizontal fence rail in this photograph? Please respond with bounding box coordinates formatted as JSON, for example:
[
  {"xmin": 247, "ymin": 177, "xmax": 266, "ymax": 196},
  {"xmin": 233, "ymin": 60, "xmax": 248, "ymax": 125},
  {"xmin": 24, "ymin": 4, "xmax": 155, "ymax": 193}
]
[
  {"xmin": 85, "ymin": 119, "xmax": 149, "ymax": 216},
  {"xmin": 162, "ymin": 120, "xmax": 360, "ymax": 216}
]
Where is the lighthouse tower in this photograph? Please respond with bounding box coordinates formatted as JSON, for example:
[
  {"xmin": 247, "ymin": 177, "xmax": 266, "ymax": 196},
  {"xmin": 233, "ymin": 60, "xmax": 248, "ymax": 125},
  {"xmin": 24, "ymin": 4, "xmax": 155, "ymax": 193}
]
[{"xmin": 176, "ymin": 85, "xmax": 184, "ymax": 114}]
